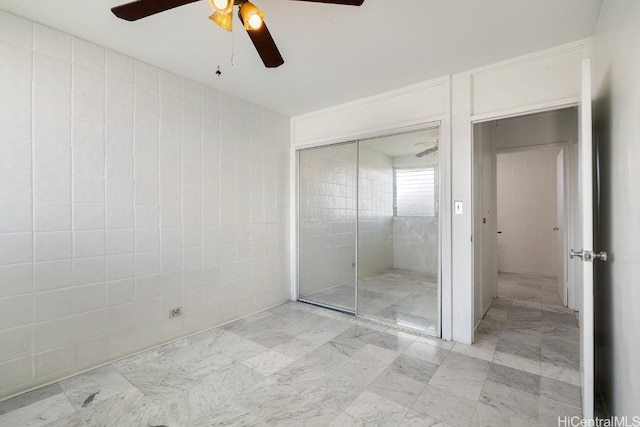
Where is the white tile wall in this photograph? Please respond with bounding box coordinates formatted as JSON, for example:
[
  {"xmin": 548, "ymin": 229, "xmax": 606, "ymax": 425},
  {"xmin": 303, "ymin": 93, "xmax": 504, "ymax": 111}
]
[{"xmin": 0, "ymin": 11, "xmax": 290, "ymax": 400}]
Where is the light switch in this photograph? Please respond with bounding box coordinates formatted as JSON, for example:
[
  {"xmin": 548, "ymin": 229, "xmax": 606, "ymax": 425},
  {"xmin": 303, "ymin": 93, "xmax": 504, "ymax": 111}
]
[{"xmin": 454, "ymin": 201, "xmax": 463, "ymax": 215}]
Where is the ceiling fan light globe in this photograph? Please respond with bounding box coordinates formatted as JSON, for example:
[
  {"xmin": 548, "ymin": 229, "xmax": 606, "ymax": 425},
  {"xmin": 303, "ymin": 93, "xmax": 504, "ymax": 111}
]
[
  {"xmin": 248, "ymin": 14, "xmax": 262, "ymax": 29},
  {"xmin": 240, "ymin": 1, "xmax": 265, "ymax": 30},
  {"xmin": 208, "ymin": 0, "xmax": 232, "ymax": 13}
]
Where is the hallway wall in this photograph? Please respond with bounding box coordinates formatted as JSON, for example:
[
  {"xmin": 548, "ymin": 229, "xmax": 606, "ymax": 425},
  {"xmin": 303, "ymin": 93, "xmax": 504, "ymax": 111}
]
[
  {"xmin": 496, "ymin": 147, "xmax": 561, "ymax": 275},
  {"xmin": 0, "ymin": 11, "xmax": 291, "ymax": 400},
  {"xmin": 592, "ymin": 0, "xmax": 640, "ymax": 416}
]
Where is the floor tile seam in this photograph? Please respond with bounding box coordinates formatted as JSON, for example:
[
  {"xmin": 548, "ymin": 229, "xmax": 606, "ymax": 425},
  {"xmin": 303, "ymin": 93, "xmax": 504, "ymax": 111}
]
[
  {"xmin": 234, "ymin": 379, "xmax": 339, "ymax": 423},
  {"xmin": 491, "ymin": 350, "xmax": 542, "ymax": 376},
  {"xmin": 427, "ymin": 358, "xmax": 491, "ymax": 395},
  {"xmin": 341, "ymin": 391, "xmax": 411, "ymax": 426},
  {"xmin": 0, "ymin": 391, "xmax": 80, "ymax": 426},
  {"xmin": 374, "ymin": 386, "xmax": 425, "ymax": 412},
  {"xmin": 540, "ymin": 375, "xmax": 582, "ymax": 390},
  {"xmin": 66, "ymin": 388, "xmax": 152, "ymax": 427},
  {"xmin": 495, "ymin": 340, "xmax": 544, "ymax": 357},
  {"xmin": 60, "ymin": 367, "xmax": 143, "ymax": 419},
  {"xmin": 483, "ymin": 365, "xmax": 542, "ymax": 398},
  {"xmin": 538, "ymin": 393, "xmax": 583, "ymax": 413},
  {"xmin": 367, "ymin": 357, "xmax": 429, "ymax": 395},
  {"xmin": 488, "ymin": 359, "xmax": 545, "ymax": 380},
  {"xmin": 414, "ymin": 384, "xmax": 484, "ymax": 425},
  {"xmin": 478, "ymin": 377, "xmax": 542, "ymax": 423}
]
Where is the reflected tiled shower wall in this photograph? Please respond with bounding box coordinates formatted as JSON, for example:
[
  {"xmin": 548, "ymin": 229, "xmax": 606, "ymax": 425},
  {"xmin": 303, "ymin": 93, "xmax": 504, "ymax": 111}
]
[
  {"xmin": 391, "ymin": 155, "xmax": 439, "ymax": 276},
  {"xmin": 0, "ymin": 11, "xmax": 291, "ymax": 400},
  {"xmin": 298, "ymin": 144, "xmax": 357, "ymax": 297},
  {"xmin": 357, "ymin": 146, "xmax": 393, "ymax": 276},
  {"xmin": 298, "ymin": 144, "xmax": 395, "ymax": 300}
]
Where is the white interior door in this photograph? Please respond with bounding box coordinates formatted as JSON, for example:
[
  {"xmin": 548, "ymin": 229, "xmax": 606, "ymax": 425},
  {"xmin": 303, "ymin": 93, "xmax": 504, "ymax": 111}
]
[
  {"xmin": 481, "ymin": 143, "xmax": 495, "ymax": 316},
  {"xmin": 556, "ymin": 150, "xmax": 566, "ymax": 305},
  {"xmin": 576, "ymin": 58, "xmax": 594, "ymax": 419}
]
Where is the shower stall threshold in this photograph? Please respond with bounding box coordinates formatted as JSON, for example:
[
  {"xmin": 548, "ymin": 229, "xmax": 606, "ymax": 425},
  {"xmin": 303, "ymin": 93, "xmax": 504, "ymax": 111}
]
[{"xmin": 298, "ymin": 298, "xmax": 356, "ymax": 316}]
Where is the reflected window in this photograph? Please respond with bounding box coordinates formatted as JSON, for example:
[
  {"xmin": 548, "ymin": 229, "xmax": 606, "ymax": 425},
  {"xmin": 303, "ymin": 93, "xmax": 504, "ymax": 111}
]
[{"xmin": 393, "ymin": 167, "xmax": 435, "ymax": 216}]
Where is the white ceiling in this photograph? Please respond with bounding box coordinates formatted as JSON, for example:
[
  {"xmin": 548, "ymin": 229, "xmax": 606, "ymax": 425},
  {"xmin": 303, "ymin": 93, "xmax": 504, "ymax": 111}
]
[{"xmin": 0, "ymin": 0, "xmax": 603, "ymax": 117}]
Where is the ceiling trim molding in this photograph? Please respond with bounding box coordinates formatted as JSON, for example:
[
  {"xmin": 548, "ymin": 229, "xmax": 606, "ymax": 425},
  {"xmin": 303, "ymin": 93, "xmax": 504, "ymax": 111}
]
[
  {"xmin": 468, "ymin": 38, "xmax": 592, "ymax": 78},
  {"xmin": 292, "ymin": 77, "xmax": 450, "ymax": 122}
]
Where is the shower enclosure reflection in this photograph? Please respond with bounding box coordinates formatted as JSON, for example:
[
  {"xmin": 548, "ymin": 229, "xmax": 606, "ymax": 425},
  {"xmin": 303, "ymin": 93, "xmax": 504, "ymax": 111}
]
[
  {"xmin": 357, "ymin": 129, "xmax": 440, "ymax": 334},
  {"xmin": 297, "ymin": 142, "xmax": 357, "ymax": 312},
  {"xmin": 297, "ymin": 127, "xmax": 440, "ymax": 335}
]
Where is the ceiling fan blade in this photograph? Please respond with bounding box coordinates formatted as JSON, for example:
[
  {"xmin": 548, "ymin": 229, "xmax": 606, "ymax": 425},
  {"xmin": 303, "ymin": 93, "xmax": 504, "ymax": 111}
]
[
  {"xmin": 111, "ymin": 0, "xmax": 200, "ymax": 21},
  {"xmin": 290, "ymin": 0, "xmax": 364, "ymax": 5},
  {"xmin": 240, "ymin": 20, "xmax": 285, "ymax": 68}
]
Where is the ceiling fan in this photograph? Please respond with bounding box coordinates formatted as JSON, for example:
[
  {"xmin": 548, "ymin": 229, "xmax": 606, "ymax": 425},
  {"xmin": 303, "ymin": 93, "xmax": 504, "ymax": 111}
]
[
  {"xmin": 111, "ymin": 0, "xmax": 365, "ymax": 68},
  {"xmin": 415, "ymin": 139, "xmax": 439, "ymax": 158}
]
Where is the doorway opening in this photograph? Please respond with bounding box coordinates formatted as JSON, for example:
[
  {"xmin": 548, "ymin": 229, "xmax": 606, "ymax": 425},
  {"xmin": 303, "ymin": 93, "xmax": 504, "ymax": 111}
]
[{"xmin": 472, "ymin": 107, "xmax": 580, "ymax": 326}]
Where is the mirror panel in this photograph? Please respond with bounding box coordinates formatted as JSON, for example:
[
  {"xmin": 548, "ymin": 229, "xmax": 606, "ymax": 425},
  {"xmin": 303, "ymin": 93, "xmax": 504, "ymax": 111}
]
[
  {"xmin": 298, "ymin": 142, "xmax": 357, "ymax": 312},
  {"xmin": 357, "ymin": 128, "xmax": 440, "ymax": 334}
]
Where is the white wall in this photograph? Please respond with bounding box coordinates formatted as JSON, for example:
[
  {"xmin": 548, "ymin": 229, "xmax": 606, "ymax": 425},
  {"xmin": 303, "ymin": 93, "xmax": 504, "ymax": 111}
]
[
  {"xmin": 491, "ymin": 108, "xmax": 578, "ymax": 150},
  {"xmin": 592, "ymin": 0, "xmax": 640, "ymax": 416},
  {"xmin": 496, "ymin": 148, "xmax": 561, "ymax": 275},
  {"xmin": 292, "ymin": 80, "xmax": 448, "ymax": 147},
  {"xmin": 0, "ymin": 11, "xmax": 291, "ymax": 400}
]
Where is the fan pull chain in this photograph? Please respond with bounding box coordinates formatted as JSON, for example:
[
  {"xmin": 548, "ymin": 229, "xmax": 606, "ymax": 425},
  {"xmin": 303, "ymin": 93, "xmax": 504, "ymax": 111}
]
[
  {"xmin": 231, "ymin": 23, "xmax": 235, "ymax": 66},
  {"xmin": 215, "ymin": 26, "xmax": 222, "ymax": 76}
]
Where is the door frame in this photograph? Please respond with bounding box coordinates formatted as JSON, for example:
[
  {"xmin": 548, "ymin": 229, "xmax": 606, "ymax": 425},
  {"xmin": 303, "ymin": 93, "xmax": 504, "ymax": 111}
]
[
  {"xmin": 470, "ymin": 100, "xmax": 580, "ymax": 312},
  {"xmin": 470, "ymin": 101, "xmax": 581, "ymax": 339},
  {"xmin": 470, "ymin": 93, "xmax": 594, "ymax": 419}
]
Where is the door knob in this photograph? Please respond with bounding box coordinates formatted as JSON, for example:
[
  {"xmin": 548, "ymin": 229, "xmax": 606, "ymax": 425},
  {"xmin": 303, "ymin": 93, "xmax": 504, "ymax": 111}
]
[
  {"xmin": 592, "ymin": 251, "xmax": 608, "ymax": 261},
  {"xmin": 570, "ymin": 249, "xmax": 584, "ymax": 260},
  {"xmin": 570, "ymin": 249, "xmax": 608, "ymax": 262}
]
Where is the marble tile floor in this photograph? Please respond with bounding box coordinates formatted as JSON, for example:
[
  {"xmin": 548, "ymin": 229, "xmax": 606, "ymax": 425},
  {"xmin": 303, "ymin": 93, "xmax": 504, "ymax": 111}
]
[
  {"xmin": 0, "ymin": 272, "xmax": 581, "ymax": 426},
  {"xmin": 302, "ymin": 268, "xmax": 439, "ymax": 335}
]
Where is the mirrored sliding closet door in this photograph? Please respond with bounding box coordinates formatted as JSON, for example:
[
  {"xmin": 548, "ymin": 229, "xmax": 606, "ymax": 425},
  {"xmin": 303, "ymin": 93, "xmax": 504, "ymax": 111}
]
[
  {"xmin": 297, "ymin": 142, "xmax": 357, "ymax": 313},
  {"xmin": 356, "ymin": 128, "xmax": 440, "ymax": 335},
  {"xmin": 297, "ymin": 127, "xmax": 441, "ymax": 336}
]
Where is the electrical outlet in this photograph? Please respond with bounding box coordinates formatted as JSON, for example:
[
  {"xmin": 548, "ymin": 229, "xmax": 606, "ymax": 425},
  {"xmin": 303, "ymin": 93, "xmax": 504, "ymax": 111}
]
[{"xmin": 169, "ymin": 307, "xmax": 182, "ymax": 318}]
